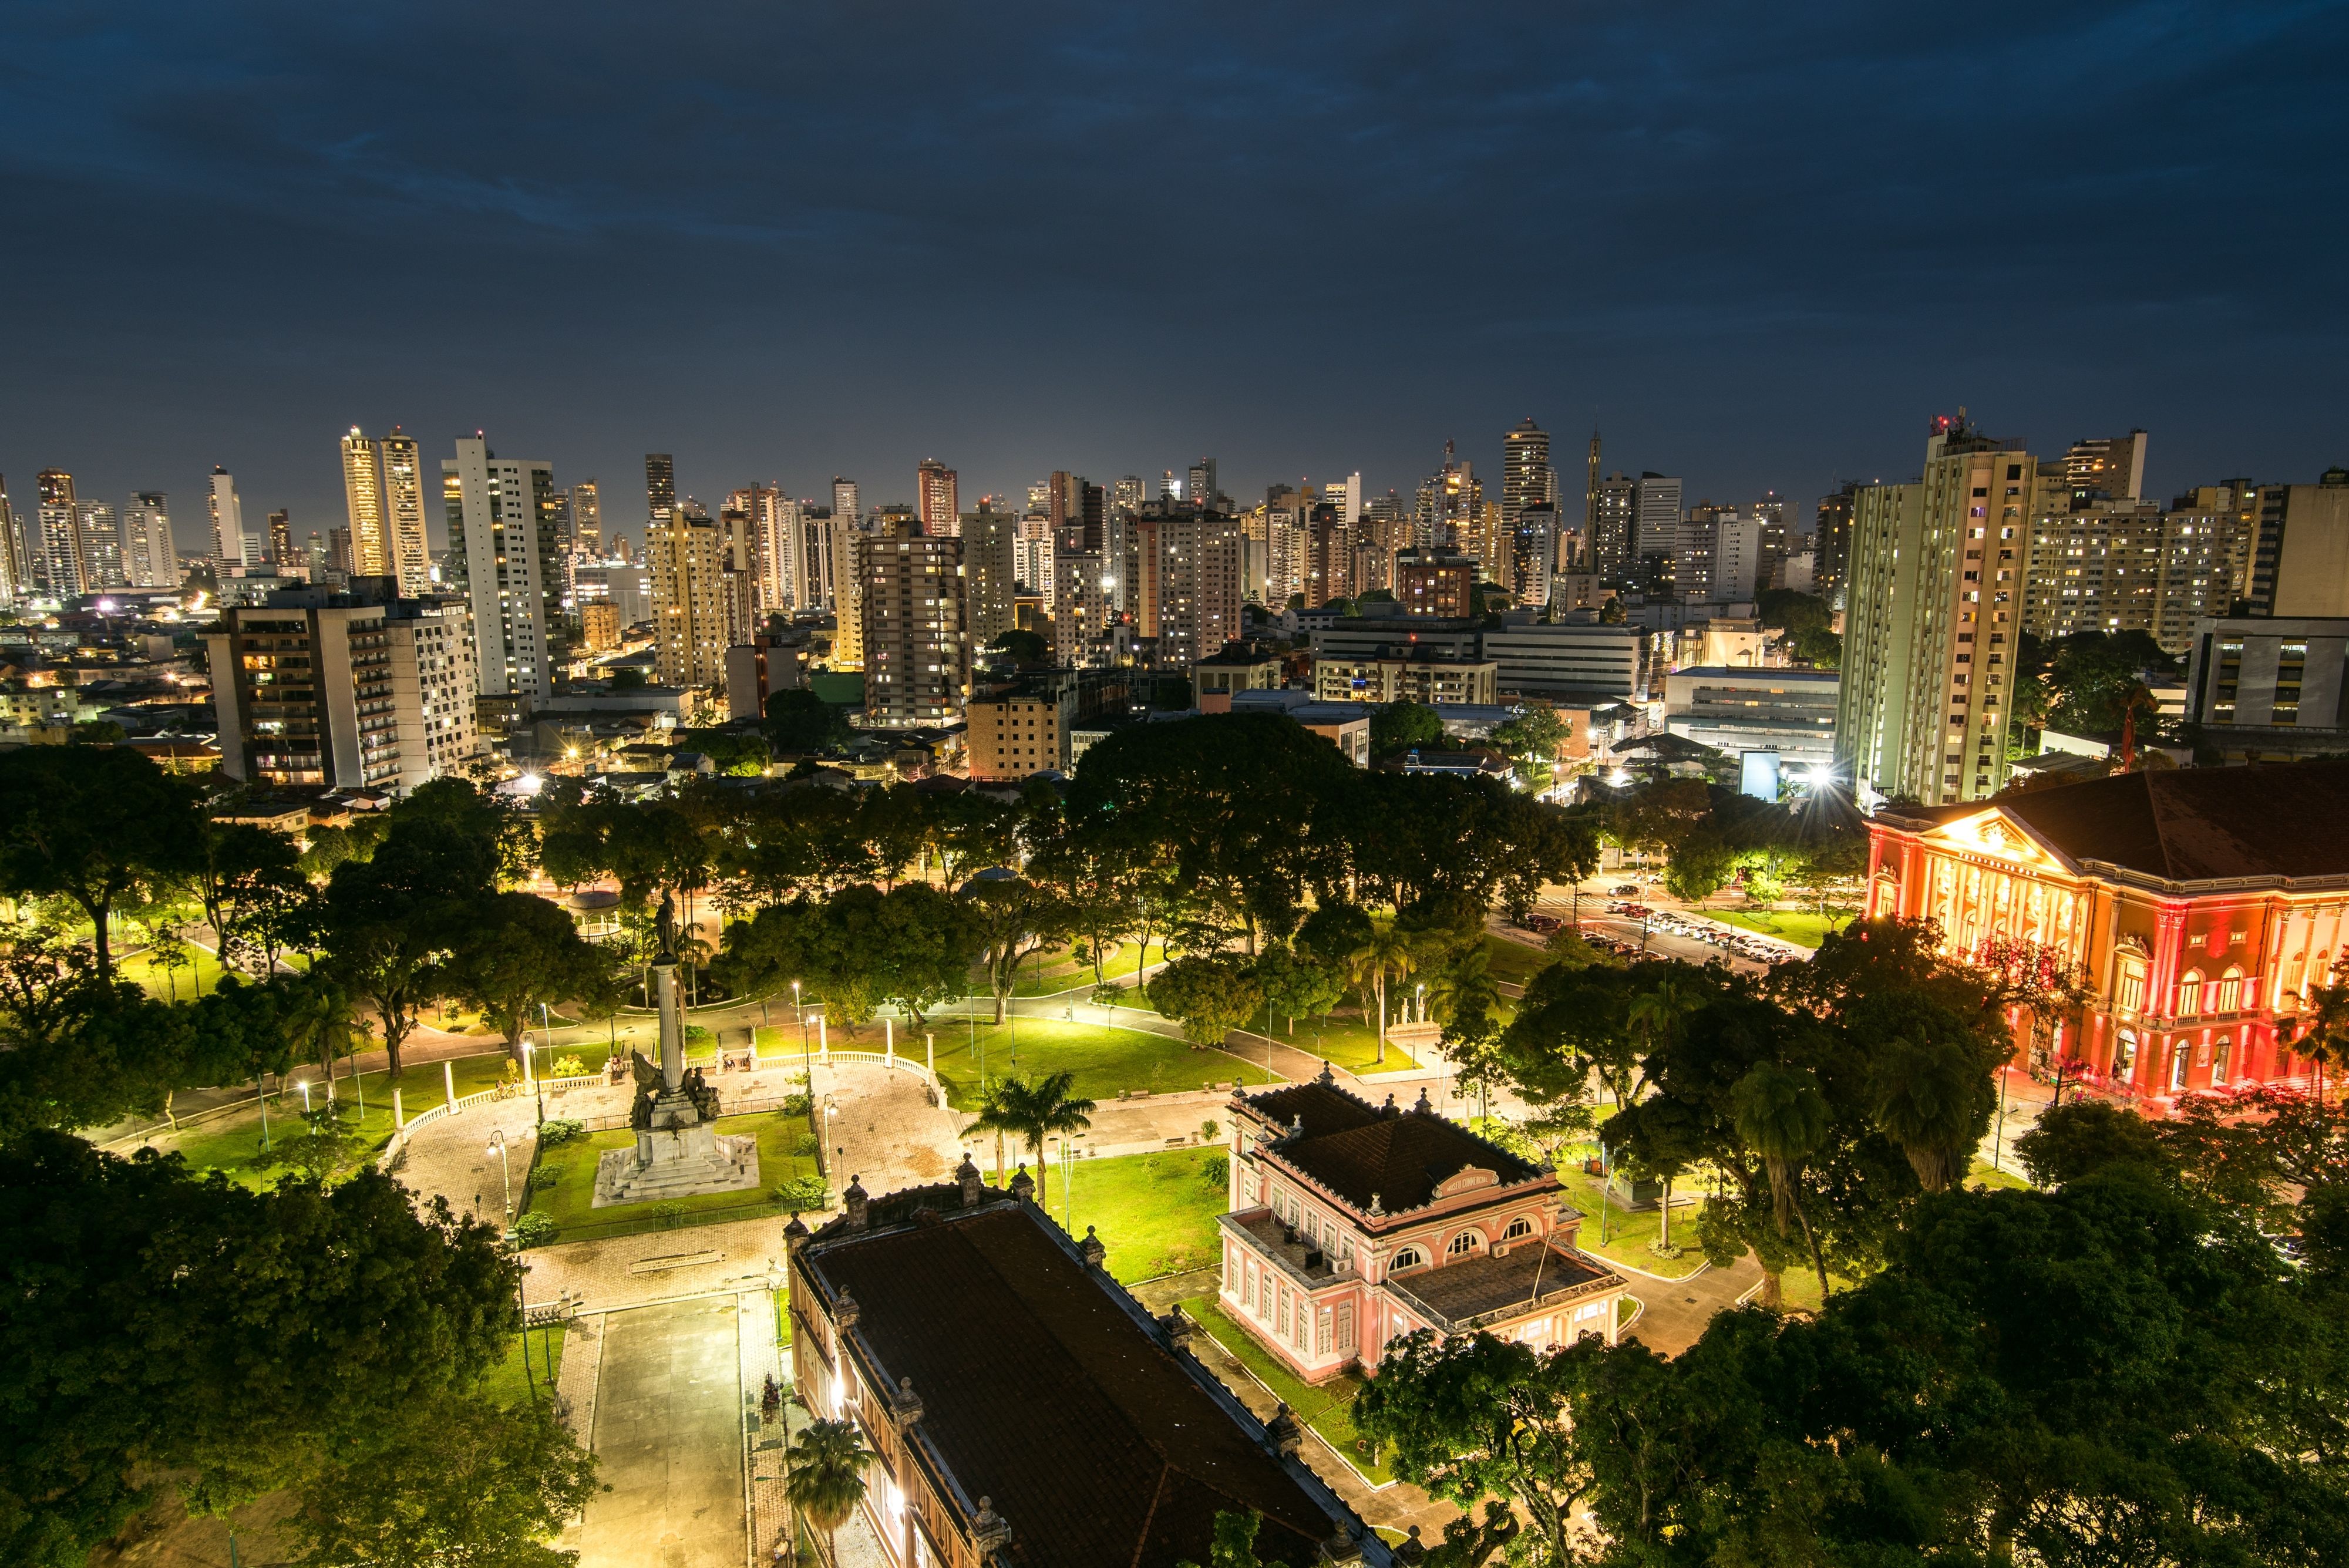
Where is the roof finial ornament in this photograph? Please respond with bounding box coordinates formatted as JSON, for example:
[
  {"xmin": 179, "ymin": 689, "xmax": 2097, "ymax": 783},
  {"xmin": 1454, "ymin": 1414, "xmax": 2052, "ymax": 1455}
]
[
  {"xmin": 1315, "ymin": 1059, "xmax": 1335, "ymax": 1086},
  {"xmin": 1079, "ymin": 1224, "xmax": 1106, "ymax": 1268},
  {"xmin": 1412, "ymin": 1085, "xmax": 1433, "ymax": 1116},
  {"xmin": 1368, "ymin": 1191, "xmax": 1385, "ymax": 1217},
  {"xmin": 1266, "ymin": 1401, "xmax": 1303, "ymax": 1456}
]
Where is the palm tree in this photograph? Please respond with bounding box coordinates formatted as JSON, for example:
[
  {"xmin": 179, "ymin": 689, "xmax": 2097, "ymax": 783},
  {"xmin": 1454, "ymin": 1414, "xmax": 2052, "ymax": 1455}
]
[
  {"xmin": 963, "ymin": 1078, "xmax": 1020, "ymax": 1183},
  {"xmin": 1348, "ymin": 921, "xmax": 1417, "ymax": 1065},
  {"xmin": 783, "ymin": 1416, "xmax": 874, "ymax": 1563},
  {"xmin": 677, "ymin": 930, "xmax": 715, "ymax": 1007},
  {"xmin": 973, "ymin": 1071, "xmax": 1096, "ymax": 1206},
  {"xmin": 1732, "ymin": 1061, "xmax": 1832, "ymax": 1303},
  {"xmin": 1868, "ymin": 1033, "xmax": 1982, "ymax": 1192},
  {"xmin": 282, "ymin": 971, "xmax": 362, "ymax": 1104}
]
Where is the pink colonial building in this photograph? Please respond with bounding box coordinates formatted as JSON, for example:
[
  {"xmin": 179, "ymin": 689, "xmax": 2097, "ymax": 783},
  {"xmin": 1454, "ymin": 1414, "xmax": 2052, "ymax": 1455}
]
[{"xmin": 1219, "ymin": 1071, "xmax": 1631, "ymax": 1382}]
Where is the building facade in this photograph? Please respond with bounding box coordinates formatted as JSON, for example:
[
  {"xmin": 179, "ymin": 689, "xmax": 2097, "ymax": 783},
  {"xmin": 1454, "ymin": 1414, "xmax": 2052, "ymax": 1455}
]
[
  {"xmin": 1221, "ymin": 1074, "xmax": 1630, "ymax": 1386},
  {"xmin": 2183, "ymin": 615, "xmax": 2349, "ymax": 761},
  {"xmin": 2246, "ymin": 469, "xmax": 2349, "ymax": 619},
  {"xmin": 860, "ymin": 522, "xmax": 967, "ymax": 727},
  {"xmin": 1864, "ymin": 763, "xmax": 2349, "ymax": 1102},
  {"xmin": 1663, "ymin": 666, "xmax": 1839, "ymax": 769},
  {"xmin": 1311, "ymin": 648, "xmax": 1499, "ymax": 706},
  {"xmin": 441, "ymin": 436, "xmax": 561, "ymax": 709},
  {"xmin": 1836, "ymin": 420, "xmax": 2030, "ymax": 805}
]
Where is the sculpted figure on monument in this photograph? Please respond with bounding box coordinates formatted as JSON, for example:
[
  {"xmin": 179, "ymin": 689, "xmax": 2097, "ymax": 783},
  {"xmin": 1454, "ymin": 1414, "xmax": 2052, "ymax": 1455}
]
[
  {"xmin": 629, "ymin": 1049, "xmax": 659, "ymax": 1130},
  {"xmin": 655, "ymin": 891, "xmax": 679, "ymax": 963}
]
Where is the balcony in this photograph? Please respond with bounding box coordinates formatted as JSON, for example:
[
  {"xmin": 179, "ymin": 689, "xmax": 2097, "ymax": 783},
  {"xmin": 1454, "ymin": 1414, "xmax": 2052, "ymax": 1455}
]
[{"xmin": 1220, "ymin": 1210, "xmax": 1350, "ymax": 1291}]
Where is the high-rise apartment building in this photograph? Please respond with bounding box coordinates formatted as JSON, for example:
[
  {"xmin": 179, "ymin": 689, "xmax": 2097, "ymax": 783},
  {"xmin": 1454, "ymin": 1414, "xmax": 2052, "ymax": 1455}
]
[
  {"xmin": 859, "ymin": 519, "xmax": 967, "ymax": 726},
  {"xmin": 831, "ymin": 477, "xmax": 860, "ymax": 533},
  {"xmin": 1511, "ymin": 505, "xmax": 1559, "ymax": 606},
  {"xmin": 2152, "ymin": 506, "xmax": 2247, "ymax": 654},
  {"xmin": 35, "ymin": 500, "xmax": 80, "ymax": 597},
  {"xmin": 122, "ymin": 493, "xmax": 173, "ymax": 588},
  {"xmin": 72, "ymin": 500, "xmax": 124, "ymax": 591},
  {"xmin": 649, "ymin": 456, "xmax": 730, "ymax": 689},
  {"xmin": 2021, "ymin": 499, "xmax": 2165, "ymax": 641},
  {"xmin": 1415, "ymin": 443, "xmax": 1481, "ymax": 554},
  {"xmin": 1633, "ymin": 474, "xmax": 1682, "ymax": 576},
  {"xmin": 1590, "ymin": 471, "xmax": 1637, "ymax": 581},
  {"xmin": 378, "ymin": 428, "xmax": 430, "ymax": 596},
  {"xmin": 207, "ymin": 581, "xmax": 479, "ymax": 792},
  {"xmin": 207, "ymin": 467, "xmax": 241, "ymax": 563},
  {"xmin": 799, "ymin": 505, "xmax": 835, "ymax": 612},
  {"xmin": 917, "ymin": 459, "xmax": 959, "ymax": 536},
  {"xmin": 571, "ymin": 478, "xmax": 603, "ymax": 554},
  {"xmin": 647, "ymin": 454, "xmax": 679, "ymax": 524},
  {"xmin": 1501, "ymin": 416, "xmax": 1556, "ymax": 532},
  {"xmin": 748, "ymin": 487, "xmax": 799, "ymax": 613},
  {"xmin": 2246, "ymin": 469, "xmax": 2349, "ymax": 619},
  {"xmin": 1752, "ymin": 490, "xmax": 1789, "ymax": 591},
  {"xmin": 2062, "ymin": 430, "xmax": 2148, "ymax": 504},
  {"xmin": 1836, "ymin": 418, "xmax": 2032, "ymax": 805},
  {"xmin": 38, "ymin": 470, "xmax": 75, "ymax": 510},
  {"xmin": 327, "ymin": 526, "xmax": 355, "ymax": 576},
  {"xmin": 1395, "ymin": 549, "xmax": 1477, "ymax": 617},
  {"xmin": 1675, "ymin": 510, "xmax": 1761, "ymax": 602},
  {"xmin": 442, "ymin": 436, "xmax": 561, "ymax": 708},
  {"xmin": 828, "ymin": 510, "xmax": 866, "ymax": 669},
  {"xmin": 1132, "ymin": 510, "xmax": 1244, "ymax": 664},
  {"xmin": 0, "ymin": 477, "xmax": 26, "ymax": 604},
  {"xmin": 1814, "ymin": 483, "xmax": 1858, "ymax": 604},
  {"xmin": 267, "ymin": 509, "xmax": 293, "ymax": 567},
  {"xmin": 1186, "ymin": 459, "xmax": 1220, "ymax": 512},
  {"xmin": 1113, "ymin": 475, "xmax": 1146, "ymax": 518},
  {"xmin": 961, "ymin": 503, "xmax": 1019, "ymax": 648},
  {"xmin": 341, "ymin": 428, "xmax": 391, "ymax": 576}
]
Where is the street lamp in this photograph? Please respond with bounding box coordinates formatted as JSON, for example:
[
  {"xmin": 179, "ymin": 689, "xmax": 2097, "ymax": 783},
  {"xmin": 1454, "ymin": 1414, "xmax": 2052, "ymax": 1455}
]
[
  {"xmin": 537, "ymin": 1002, "xmax": 552, "ymax": 1122},
  {"xmin": 823, "ymin": 1096, "xmax": 838, "ymax": 1189},
  {"xmin": 487, "ymin": 1129, "xmax": 512, "ymax": 1223}
]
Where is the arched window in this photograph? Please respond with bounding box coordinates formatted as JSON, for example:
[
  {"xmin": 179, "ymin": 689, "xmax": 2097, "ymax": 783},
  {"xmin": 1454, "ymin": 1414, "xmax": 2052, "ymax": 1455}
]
[
  {"xmin": 2170, "ymin": 1041, "xmax": 2190, "ymax": 1092},
  {"xmin": 1446, "ymin": 1230, "xmax": 1483, "ymax": 1258},
  {"xmin": 1390, "ymin": 1248, "xmax": 1424, "ymax": 1273},
  {"xmin": 2176, "ymin": 970, "xmax": 2203, "ymax": 1017},
  {"xmin": 1503, "ymin": 1216, "xmax": 1536, "ymax": 1241},
  {"xmin": 2215, "ymin": 967, "xmax": 2244, "ymax": 1013},
  {"xmin": 2213, "ymin": 1033, "xmax": 2234, "ymax": 1084}
]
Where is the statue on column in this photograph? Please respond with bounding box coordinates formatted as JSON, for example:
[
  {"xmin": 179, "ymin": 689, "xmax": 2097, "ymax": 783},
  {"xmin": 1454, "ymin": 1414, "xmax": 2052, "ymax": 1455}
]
[{"xmin": 654, "ymin": 891, "xmax": 679, "ymax": 964}]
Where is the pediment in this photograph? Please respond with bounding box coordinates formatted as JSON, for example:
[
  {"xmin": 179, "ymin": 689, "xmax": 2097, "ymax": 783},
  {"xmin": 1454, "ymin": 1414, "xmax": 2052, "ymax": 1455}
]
[
  {"xmin": 1920, "ymin": 808, "xmax": 2073, "ymax": 873},
  {"xmin": 1431, "ymin": 1165, "xmax": 1499, "ymax": 1199}
]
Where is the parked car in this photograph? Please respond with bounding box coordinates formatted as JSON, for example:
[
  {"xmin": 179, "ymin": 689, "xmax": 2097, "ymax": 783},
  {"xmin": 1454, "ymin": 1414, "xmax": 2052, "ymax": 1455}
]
[
  {"xmin": 1611, "ymin": 883, "xmax": 1641, "ymax": 896},
  {"xmin": 1522, "ymin": 913, "xmax": 1562, "ymax": 933}
]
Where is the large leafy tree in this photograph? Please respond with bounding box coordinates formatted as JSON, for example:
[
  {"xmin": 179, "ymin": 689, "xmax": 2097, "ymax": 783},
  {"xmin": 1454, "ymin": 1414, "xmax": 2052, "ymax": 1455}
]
[
  {"xmin": 760, "ymin": 688, "xmax": 853, "ymax": 753},
  {"xmin": 0, "ymin": 929, "xmax": 197, "ymax": 1138},
  {"xmin": 717, "ymin": 883, "xmax": 978, "ymax": 1031},
  {"xmin": 1146, "ymin": 954, "xmax": 1265, "ymax": 1047},
  {"xmin": 961, "ymin": 875, "xmax": 1071, "ymax": 1023},
  {"xmin": 287, "ymin": 1394, "xmax": 601, "ymax": 1568},
  {"xmin": 0, "ymin": 746, "xmax": 204, "ymax": 977},
  {"xmin": 189, "ymin": 820, "xmax": 310, "ymax": 976},
  {"xmin": 0, "ymin": 1133, "xmax": 519, "ymax": 1568},
  {"xmin": 320, "ymin": 814, "xmax": 497, "ymax": 1077},
  {"xmin": 439, "ymin": 892, "xmax": 621, "ymax": 1061}
]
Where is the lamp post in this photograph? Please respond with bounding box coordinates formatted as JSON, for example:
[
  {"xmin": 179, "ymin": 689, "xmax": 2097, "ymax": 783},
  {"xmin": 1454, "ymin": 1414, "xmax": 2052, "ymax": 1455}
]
[
  {"xmin": 796, "ymin": 982, "xmax": 818, "ymax": 1160},
  {"xmin": 537, "ymin": 1002, "xmax": 552, "ymax": 1123},
  {"xmin": 487, "ymin": 1128, "xmax": 512, "ymax": 1224},
  {"xmin": 823, "ymin": 1097, "xmax": 838, "ymax": 1190}
]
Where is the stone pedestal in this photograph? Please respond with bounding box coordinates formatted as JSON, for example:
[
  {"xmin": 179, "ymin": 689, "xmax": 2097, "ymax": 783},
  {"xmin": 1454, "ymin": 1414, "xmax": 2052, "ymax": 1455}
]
[{"xmin": 590, "ymin": 954, "xmax": 762, "ymax": 1207}]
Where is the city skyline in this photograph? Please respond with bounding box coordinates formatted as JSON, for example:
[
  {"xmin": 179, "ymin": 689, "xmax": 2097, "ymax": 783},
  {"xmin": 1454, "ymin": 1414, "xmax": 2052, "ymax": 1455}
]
[{"xmin": 4, "ymin": 2, "xmax": 2343, "ymax": 539}]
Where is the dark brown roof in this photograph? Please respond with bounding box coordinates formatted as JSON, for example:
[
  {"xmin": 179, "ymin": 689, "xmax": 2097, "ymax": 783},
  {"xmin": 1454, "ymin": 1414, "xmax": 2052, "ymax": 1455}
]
[
  {"xmin": 1385, "ymin": 1243, "xmax": 1618, "ymax": 1332},
  {"xmin": 1887, "ymin": 762, "xmax": 2349, "ymax": 884},
  {"xmin": 1243, "ymin": 1081, "xmax": 1541, "ymax": 1213},
  {"xmin": 803, "ymin": 1201, "xmax": 1364, "ymax": 1568}
]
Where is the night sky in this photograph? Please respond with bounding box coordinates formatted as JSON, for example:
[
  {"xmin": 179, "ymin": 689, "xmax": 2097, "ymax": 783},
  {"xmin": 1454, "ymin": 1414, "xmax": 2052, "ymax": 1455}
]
[{"xmin": 5, "ymin": 2, "xmax": 2343, "ymax": 551}]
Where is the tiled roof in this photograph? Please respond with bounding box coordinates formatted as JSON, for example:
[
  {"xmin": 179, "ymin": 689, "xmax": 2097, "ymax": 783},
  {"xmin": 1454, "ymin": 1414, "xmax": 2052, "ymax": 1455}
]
[
  {"xmin": 1385, "ymin": 1243, "xmax": 1620, "ymax": 1332},
  {"xmin": 1885, "ymin": 761, "xmax": 2349, "ymax": 884},
  {"xmin": 801, "ymin": 1200, "xmax": 1364, "ymax": 1568},
  {"xmin": 1241, "ymin": 1081, "xmax": 1542, "ymax": 1214}
]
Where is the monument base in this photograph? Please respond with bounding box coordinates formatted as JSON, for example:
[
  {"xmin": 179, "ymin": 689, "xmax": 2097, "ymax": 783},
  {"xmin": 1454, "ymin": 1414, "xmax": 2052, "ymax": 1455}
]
[{"xmin": 592, "ymin": 1092, "xmax": 762, "ymax": 1207}]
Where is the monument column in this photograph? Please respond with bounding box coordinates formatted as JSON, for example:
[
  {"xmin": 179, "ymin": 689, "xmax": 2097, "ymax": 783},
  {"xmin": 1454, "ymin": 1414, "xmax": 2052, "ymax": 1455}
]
[{"xmin": 655, "ymin": 957, "xmax": 685, "ymax": 1093}]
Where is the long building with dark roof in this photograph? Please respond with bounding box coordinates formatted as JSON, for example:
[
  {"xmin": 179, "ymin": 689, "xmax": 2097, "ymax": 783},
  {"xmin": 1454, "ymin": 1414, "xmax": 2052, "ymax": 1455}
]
[
  {"xmin": 1866, "ymin": 761, "xmax": 2349, "ymax": 1102},
  {"xmin": 785, "ymin": 1158, "xmax": 1386, "ymax": 1568},
  {"xmin": 1218, "ymin": 1069, "xmax": 1630, "ymax": 1385}
]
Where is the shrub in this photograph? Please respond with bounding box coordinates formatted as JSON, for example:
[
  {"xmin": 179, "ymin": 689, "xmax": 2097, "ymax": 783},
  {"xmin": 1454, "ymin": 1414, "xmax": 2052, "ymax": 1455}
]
[
  {"xmin": 550, "ymin": 1055, "xmax": 590, "ymax": 1078},
  {"xmin": 526, "ymin": 1165, "xmax": 560, "ymax": 1192},
  {"xmin": 781, "ymin": 1092, "xmax": 812, "ymax": 1118},
  {"xmin": 1200, "ymin": 1119, "xmax": 1220, "ymax": 1142},
  {"xmin": 510, "ymin": 1212, "xmax": 557, "ymax": 1247},
  {"xmin": 685, "ymin": 1025, "xmax": 713, "ymax": 1044},
  {"xmin": 537, "ymin": 1118, "xmax": 586, "ymax": 1147},
  {"xmin": 772, "ymin": 1174, "xmax": 830, "ymax": 1213},
  {"xmin": 790, "ymin": 1130, "xmax": 819, "ymax": 1158},
  {"xmin": 648, "ymin": 1202, "xmax": 687, "ymax": 1228},
  {"xmin": 1200, "ymin": 1152, "xmax": 1230, "ymax": 1188}
]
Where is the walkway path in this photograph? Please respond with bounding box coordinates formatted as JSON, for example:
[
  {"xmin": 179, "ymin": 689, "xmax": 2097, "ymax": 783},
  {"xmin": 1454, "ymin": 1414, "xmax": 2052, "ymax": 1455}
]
[
  {"xmin": 566, "ymin": 1296, "xmax": 746, "ymax": 1568},
  {"xmin": 1617, "ymin": 1253, "xmax": 1766, "ymax": 1357}
]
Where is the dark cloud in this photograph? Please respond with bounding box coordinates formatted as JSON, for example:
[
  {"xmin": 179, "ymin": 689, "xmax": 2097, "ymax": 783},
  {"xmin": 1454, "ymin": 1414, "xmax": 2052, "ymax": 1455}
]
[{"xmin": 2, "ymin": 0, "xmax": 2342, "ymax": 543}]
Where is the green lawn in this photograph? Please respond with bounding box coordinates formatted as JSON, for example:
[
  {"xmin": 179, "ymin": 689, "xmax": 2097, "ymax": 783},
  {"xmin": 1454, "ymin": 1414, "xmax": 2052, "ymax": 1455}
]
[
  {"xmin": 1708, "ymin": 909, "xmax": 1850, "ymax": 950},
  {"xmin": 1181, "ymin": 1294, "xmax": 1392, "ymax": 1485},
  {"xmin": 1231, "ymin": 1010, "xmax": 1423, "ymax": 1075},
  {"xmin": 120, "ymin": 944, "xmax": 231, "ymax": 1001},
  {"xmin": 1011, "ymin": 938, "xmax": 1162, "ymax": 997},
  {"xmin": 926, "ymin": 1017, "xmax": 1277, "ymax": 1113},
  {"xmin": 1558, "ymin": 1159, "xmax": 1711, "ymax": 1280},
  {"xmin": 480, "ymin": 1325, "xmax": 567, "ymax": 1409},
  {"xmin": 1029, "ymin": 1147, "xmax": 1227, "ymax": 1283},
  {"xmin": 135, "ymin": 1051, "xmax": 544, "ymax": 1189},
  {"xmin": 520, "ymin": 1109, "xmax": 824, "ymax": 1243},
  {"xmin": 1968, "ymin": 1155, "xmax": 2033, "ymax": 1192},
  {"xmin": 1482, "ymin": 934, "xmax": 1554, "ymax": 989}
]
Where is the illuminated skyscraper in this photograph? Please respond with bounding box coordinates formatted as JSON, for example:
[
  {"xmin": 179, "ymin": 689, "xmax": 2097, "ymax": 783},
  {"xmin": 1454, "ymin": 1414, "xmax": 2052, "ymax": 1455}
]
[
  {"xmin": 207, "ymin": 467, "xmax": 243, "ymax": 564},
  {"xmin": 442, "ymin": 436, "xmax": 561, "ymax": 707},
  {"xmin": 1502, "ymin": 416, "xmax": 1555, "ymax": 533},
  {"xmin": 0, "ymin": 476, "xmax": 26, "ymax": 603},
  {"xmin": 917, "ymin": 459, "xmax": 959, "ymax": 536},
  {"xmin": 379, "ymin": 426, "xmax": 431, "ymax": 595},
  {"xmin": 571, "ymin": 478, "xmax": 603, "ymax": 554},
  {"xmin": 831, "ymin": 476, "xmax": 860, "ymax": 533},
  {"xmin": 1186, "ymin": 458, "xmax": 1219, "ymax": 511},
  {"xmin": 341, "ymin": 428, "xmax": 390, "ymax": 576}
]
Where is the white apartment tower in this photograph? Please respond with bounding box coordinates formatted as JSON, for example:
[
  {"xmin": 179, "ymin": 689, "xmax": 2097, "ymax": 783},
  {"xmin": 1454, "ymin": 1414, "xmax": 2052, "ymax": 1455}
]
[
  {"xmin": 207, "ymin": 466, "xmax": 243, "ymax": 563},
  {"xmin": 440, "ymin": 436, "xmax": 560, "ymax": 708}
]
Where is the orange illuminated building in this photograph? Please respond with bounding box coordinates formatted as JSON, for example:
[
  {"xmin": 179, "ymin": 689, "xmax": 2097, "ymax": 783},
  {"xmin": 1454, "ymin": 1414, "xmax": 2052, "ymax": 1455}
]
[{"xmin": 1866, "ymin": 762, "xmax": 2349, "ymax": 1104}]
